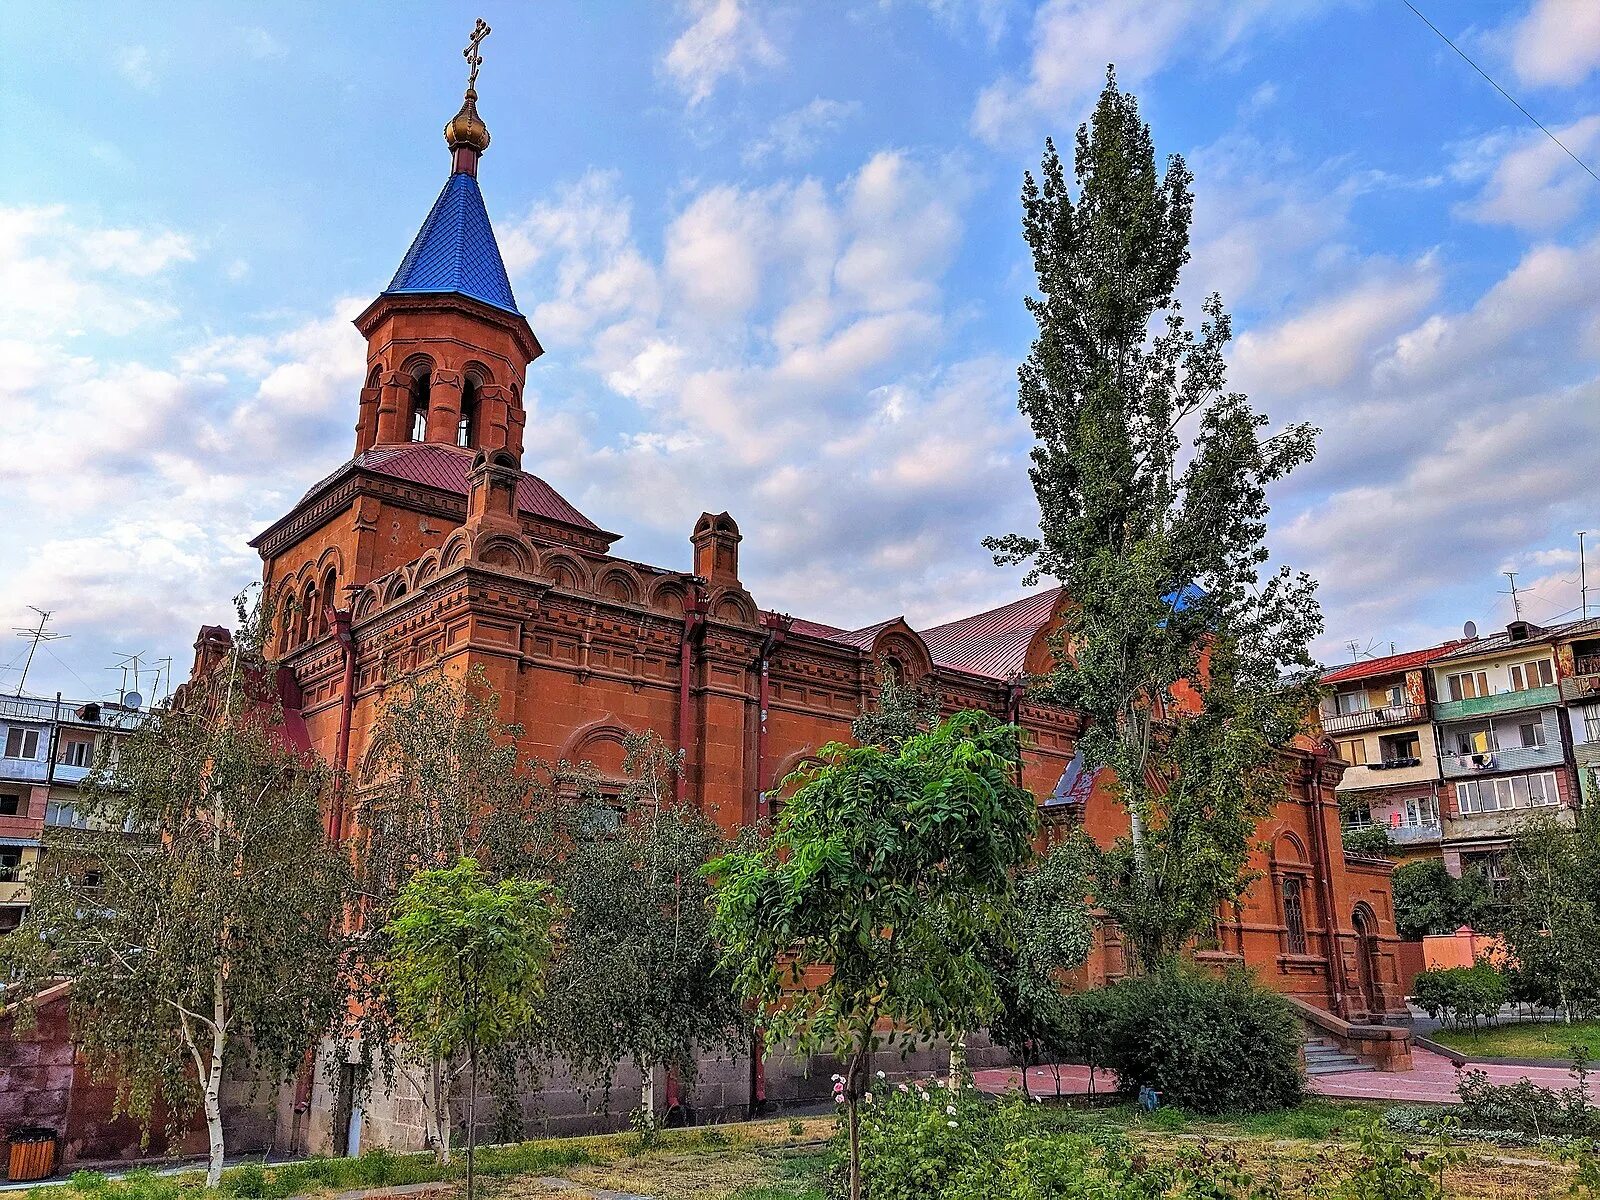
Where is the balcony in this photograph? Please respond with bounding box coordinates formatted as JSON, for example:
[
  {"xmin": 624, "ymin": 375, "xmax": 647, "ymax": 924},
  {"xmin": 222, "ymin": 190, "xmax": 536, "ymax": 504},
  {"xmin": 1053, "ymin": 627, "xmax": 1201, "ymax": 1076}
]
[
  {"xmin": 1561, "ymin": 658, "xmax": 1600, "ymax": 702},
  {"xmin": 1343, "ymin": 819, "xmax": 1442, "ymax": 846},
  {"xmin": 1321, "ymin": 702, "xmax": 1429, "ymax": 735},
  {"xmin": 0, "ymin": 757, "xmax": 48, "ymax": 785},
  {"xmin": 1432, "ymin": 684, "xmax": 1561, "ymax": 723},
  {"xmin": 1440, "ymin": 742, "xmax": 1566, "ymax": 779}
]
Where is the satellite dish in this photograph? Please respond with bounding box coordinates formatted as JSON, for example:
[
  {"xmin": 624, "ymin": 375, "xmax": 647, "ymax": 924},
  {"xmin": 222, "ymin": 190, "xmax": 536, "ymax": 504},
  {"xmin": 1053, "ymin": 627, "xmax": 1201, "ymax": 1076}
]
[
  {"xmin": 121, "ymin": 691, "xmax": 144, "ymax": 710},
  {"xmin": 1463, "ymin": 621, "xmax": 1478, "ymax": 640}
]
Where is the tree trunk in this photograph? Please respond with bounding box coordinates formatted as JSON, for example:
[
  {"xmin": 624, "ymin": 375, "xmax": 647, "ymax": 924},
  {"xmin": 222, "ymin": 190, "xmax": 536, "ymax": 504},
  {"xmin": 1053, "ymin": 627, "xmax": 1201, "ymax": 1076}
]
[
  {"xmin": 948, "ymin": 1035, "xmax": 966, "ymax": 1091},
  {"xmin": 429, "ymin": 1055, "xmax": 453, "ymax": 1164},
  {"xmin": 203, "ymin": 974, "xmax": 229, "ymax": 1187},
  {"xmin": 846, "ymin": 1045, "xmax": 868, "ymax": 1200},
  {"xmin": 465, "ymin": 1042, "xmax": 478, "ymax": 1200},
  {"xmin": 641, "ymin": 1066, "xmax": 654, "ymax": 1122}
]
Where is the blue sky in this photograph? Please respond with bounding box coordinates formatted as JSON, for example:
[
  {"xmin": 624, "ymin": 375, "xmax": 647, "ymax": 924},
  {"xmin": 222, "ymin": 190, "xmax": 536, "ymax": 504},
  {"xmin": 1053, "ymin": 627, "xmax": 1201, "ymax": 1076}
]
[{"xmin": 2, "ymin": 0, "xmax": 1598, "ymax": 702}]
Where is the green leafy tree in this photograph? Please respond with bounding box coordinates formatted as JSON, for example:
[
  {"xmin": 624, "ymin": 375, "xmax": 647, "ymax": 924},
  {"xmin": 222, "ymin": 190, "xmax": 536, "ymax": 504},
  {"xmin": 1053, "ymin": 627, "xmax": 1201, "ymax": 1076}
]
[
  {"xmin": 381, "ymin": 858, "xmax": 555, "ymax": 1200},
  {"xmin": 349, "ymin": 666, "xmax": 578, "ymax": 1159},
  {"xmin": 984, "ymin": 835, "xmax": 1096, "ymax": 1096},
  {"xmin": 1390, "ymin": 859, "xmax": 1494, "ymax": 942},
  {"xmin": 852, "ymin": 656, "xmax": 941, "ymax": 750},
  {"xmin": 541, "ymin": 732, "xmax": 749, "ymax": 1122},
  {"xmin": 1499, "ymin": 812, "xmax": 1600, "ymax": 1022},
  {"xmin": 0, "ymin": 594, "xmax": 352, "ymax": 1186},
  {"xmin": 707, "ymin": 711, "xmax": 1037, "ymax": 1200},
  {"xmin": 986, "ymin": 69, "xmax": 1323, "ymax": 967}
]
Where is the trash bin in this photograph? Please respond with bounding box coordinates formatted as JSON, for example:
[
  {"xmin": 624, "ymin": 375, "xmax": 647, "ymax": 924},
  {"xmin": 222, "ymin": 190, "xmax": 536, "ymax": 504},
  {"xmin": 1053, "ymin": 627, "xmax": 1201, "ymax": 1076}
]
[{"xmin": 7, "ymin": 1127, "xmax": 58, "ymax": 1182}]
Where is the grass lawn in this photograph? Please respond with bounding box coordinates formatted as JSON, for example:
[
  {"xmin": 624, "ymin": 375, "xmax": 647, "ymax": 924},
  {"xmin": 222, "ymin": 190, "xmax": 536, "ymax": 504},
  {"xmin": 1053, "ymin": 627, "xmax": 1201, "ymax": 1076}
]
[
  {"xmin": 1430, "ymin": 1017, "xmax": 1600, "ymax": 1061},
  {"xmin": 34, "ymin": 1105, "xmax": 1585, "ymax": 1200}
]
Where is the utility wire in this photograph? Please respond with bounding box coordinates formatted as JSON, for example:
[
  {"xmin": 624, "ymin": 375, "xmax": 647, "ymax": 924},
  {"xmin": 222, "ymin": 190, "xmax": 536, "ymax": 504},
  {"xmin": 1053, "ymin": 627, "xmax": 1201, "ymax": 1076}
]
[{"xmin": 1403, "ymin": 1, "xmax": 1600, "ymax": 187}]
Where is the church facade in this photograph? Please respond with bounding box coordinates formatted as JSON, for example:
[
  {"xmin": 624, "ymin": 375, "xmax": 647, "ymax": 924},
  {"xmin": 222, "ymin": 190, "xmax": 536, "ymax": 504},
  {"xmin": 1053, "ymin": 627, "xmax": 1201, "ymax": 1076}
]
[{"xmin": 193, "ymin": 71, "xmax": 1405, "ymax": 1150}]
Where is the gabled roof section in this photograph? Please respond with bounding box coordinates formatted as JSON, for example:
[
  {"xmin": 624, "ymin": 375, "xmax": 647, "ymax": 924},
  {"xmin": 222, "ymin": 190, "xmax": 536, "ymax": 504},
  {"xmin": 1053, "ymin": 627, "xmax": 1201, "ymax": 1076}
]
[
  {"xmin": 920, "ymin": 588, "xmax": 1065, "ymax": 680},
  {"xmin": 268, "ymin": 444, "xmax": 607, "ymax": 545},
  {"xmin": 1433, "ymin": 614, "xmax": 1600, "ymax": 663},
  {"xmin": 384, "ymin": 173, "xmax": 520, "ymax": 316},
  {"xmin": 1321, "ymin": 639, "xmax": 1476, "ymax": 685}
]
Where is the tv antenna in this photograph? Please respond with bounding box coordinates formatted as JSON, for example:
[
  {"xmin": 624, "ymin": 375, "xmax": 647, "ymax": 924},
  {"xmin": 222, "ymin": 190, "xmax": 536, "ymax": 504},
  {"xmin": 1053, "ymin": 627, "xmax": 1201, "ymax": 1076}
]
[
  {"xmin": 1579, "ymin": 531, "xmax": 1590, "ymax": 620},
  {"xmin": 13, "ymin": 607, "xmax": 66, "ymax": 695},
  {"xmin": 108, "ymin": 652, "xmax": 147, "ymax": 706},
  {"xmin": 1502, "ymin": 571, "xmax": 1523, "ymax": 621}
]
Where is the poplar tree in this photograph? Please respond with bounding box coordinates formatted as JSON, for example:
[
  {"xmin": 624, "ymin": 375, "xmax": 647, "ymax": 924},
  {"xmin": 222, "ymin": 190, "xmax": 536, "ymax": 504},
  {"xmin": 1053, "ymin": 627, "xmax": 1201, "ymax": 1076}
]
[
  {"xmin": 0, "ymin": 596, "xmax": 351, "ymax": 1186},
  {"xmin": 987, "ymin": 69, "xmax": 1324, "ymax": 968}
]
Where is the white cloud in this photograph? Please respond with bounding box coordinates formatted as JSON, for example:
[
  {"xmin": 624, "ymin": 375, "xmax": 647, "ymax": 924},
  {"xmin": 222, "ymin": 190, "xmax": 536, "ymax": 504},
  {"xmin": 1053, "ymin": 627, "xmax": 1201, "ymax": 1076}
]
[
  {"xmin": 114, "ymin": 45, "xmax": 158, "ymax": 91},
  {"xmin": 1233, "ymin": 259, "xmax": 1440, "ymax": 397},
  {"xmin": 970, "ymin": 0, "xmax": 1328, "ymax": 145},
  {"xmin": 744, "ymin": 98, "xmax": 861, "ymax": 165},
  {"xmin": 1510, "ymin": 0, "xmax": 1600, "ymax": 87},
  {"xmin": 662, "ymin": 0, "xmax": 782, "ymax": 107},
  {"xmin": 0, "ymin": 206, "xmax": 196, "ymax": 337},
  {"xmin": 1453, "ymin": 115, "xmax": 1600, "ymax": 232}
]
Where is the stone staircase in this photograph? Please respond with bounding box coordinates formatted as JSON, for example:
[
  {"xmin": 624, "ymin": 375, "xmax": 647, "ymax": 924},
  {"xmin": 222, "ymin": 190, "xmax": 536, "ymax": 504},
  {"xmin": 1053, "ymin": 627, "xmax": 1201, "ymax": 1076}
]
[{"xmin": 1303, "ymin": 1036, "xmax": 1374, "ymax": 1076}]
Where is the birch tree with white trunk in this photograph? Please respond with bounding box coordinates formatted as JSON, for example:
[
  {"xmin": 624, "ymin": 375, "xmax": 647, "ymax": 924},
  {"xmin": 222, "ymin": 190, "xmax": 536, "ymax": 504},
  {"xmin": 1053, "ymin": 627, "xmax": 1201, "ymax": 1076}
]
[{"xmin": 0, "ymin": 596, "xmax": 352, "ymax": 1186}]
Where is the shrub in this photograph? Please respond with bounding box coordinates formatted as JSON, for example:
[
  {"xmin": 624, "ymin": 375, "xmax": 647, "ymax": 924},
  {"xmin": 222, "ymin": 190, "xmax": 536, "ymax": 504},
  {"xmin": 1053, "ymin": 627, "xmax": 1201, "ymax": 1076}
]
[
  {"xmin": 1342, "ymin": 825, "xmax": 1392, "ymax": 860},
  {"xmin": 1063, "ymin": 968, "xmax": 1304, "ymax": 1114},
  {"xmin": 1456, "ymin": 1057, "xmax": 1598, "ymax": 1138},
  {"xmin": 1411, "ymin": 961, "xmax": 1507, "ymax": 1031}
]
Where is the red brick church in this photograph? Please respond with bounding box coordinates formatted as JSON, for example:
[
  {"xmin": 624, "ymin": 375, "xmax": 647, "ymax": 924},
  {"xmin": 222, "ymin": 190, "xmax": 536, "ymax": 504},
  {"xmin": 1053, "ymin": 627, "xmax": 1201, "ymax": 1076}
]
[{"xmin": 185, "ymin": 63, "xmax": 1406, "ymax": 1150}]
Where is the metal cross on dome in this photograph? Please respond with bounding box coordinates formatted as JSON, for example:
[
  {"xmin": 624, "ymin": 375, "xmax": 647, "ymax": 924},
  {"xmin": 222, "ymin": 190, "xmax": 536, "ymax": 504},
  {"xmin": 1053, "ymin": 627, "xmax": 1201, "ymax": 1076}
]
[{"xmin": 463, "ymin": 18, "xmax": 490, "ymax": 91}]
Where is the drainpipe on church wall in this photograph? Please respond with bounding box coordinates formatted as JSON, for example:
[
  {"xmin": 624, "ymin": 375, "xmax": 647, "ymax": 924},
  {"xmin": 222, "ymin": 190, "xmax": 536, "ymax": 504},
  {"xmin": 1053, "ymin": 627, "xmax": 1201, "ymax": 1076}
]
[
  {"xmin": 330, "ymin": 608, "xmax": 357, "ymax": 842},
  {"xmin": 1306, "ymin": 751, "xmax": 1349, "ymax": 1019},
  {"xmin": 748, "ymin": 611, "xmax": 791, "ymax": 1114},
  {"xmin": 676, "ymin": 588, "xmax": 708, "ymax": 805}
]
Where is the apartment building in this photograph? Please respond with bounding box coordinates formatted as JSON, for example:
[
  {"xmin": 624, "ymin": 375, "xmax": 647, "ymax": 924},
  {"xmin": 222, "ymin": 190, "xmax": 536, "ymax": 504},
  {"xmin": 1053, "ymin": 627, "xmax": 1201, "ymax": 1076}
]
[
  {"xmin": 1559, "ymin": 618, "xmax": 1600, "ymax": 804},
  {"xmin": 0, "ymin": 692, "xmax": 144, "ymax": 932},
  {"xmin": 1320, "ymin": 641, "xmax": 1469, "ymax": 864},
  {"xmin": 1428, "ymin": 621, "xmax": 1579, "ymax": 880}
]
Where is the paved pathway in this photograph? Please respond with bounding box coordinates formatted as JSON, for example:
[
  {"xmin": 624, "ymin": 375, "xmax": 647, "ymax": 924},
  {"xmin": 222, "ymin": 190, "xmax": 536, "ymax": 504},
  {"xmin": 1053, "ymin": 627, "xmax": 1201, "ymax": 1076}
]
[
  {"xmin": 972, "ymin": 1048, "xmax": 1600, "ymax": 1106},
  {"xmin": 1309, "ymin": 1046, "xmax": 1600, "ymax": 1104}
]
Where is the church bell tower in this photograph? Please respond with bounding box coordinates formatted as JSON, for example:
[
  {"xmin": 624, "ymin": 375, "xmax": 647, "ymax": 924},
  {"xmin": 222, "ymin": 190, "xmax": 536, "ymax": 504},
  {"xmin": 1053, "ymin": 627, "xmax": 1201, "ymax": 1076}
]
[{"xmin": 350, "ymin": 19, "xmax": 541, "ymax": 466}]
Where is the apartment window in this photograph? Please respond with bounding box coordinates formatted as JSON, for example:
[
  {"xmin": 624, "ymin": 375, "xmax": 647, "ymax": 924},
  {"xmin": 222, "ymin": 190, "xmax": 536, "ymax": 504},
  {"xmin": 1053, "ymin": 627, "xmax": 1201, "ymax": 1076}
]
[
  {"xmin": 0, "ymin": 793, "xmax": 21, "ymax": 817},
  {"xmin": 1379, "ymin": 732, "xmax": 1421, "ymax": 765},
  {"xmin": 1336, "ymin": 690, "xmax": 1370, "ymax": 716},
  {"xmin": 1579, "ymin": 704, "xmax": 1600, "ymax": 745},
  {"xmin": 1385, "ymin": 685, "xmax": 1404, "ymax": 708},
  {"xmin": 1282, "ymin": 877, "xmax": 1308, "ymax": 955},
  {"xmin": 1338, "ymin": 738, "xmax": 1368, "ymax": 766},
  {"xmin": 1455, "ymin": 771, "xmax": 1560, "ymax": 815},
  {"xmin": 4, "ymin": 729, "xmax": 39, "ymax": 760},
  {"xmin": 1517, "ymin": 721, "xmax": 1546, "ymax": 750},
  {"xmin": 1445, "ymin": 671, "xmax": 1490, "ymax": 702},
  {"xmin": 0, "ymin": 850, "xmax": 20, "ymax": 883},
  {"xmin": 60, "ymin": 740, "xmax": 93, "ymax": 768},
  {"xmin": 1405, "ymin": 794, "xmax": 1439, "ymax": 827},
  {"xmin": 45, "ymin": 801, "xmax": 86, "ymax": 830},
  {"xmin": 1455, "ymin": 727, "xmax": 1497, "ymax": 755},
  {"xmin": 1508, "ymin": 659, "xmax": 1555, "ymax": 692}
]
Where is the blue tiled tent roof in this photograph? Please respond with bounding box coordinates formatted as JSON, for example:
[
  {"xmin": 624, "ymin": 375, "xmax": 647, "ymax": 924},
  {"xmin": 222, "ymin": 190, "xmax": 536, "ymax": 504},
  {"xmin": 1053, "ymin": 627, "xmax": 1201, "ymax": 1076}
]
[{"xmin": 384, "ymin": 173, "xmax": 520, "ymax": 315}]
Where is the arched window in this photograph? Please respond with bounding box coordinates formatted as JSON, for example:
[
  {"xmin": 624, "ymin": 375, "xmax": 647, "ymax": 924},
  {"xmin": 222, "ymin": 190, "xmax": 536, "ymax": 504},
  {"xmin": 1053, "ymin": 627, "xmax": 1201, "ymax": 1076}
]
[
  {"xmin": 297, "ymin": 581, "xmax": 317, "ymax": 646},
  {"xmin": 320, "ymin": 566, "xmax": 338, "ymax": 623},
  {"xmin": 1282, "ymin": 876, "xmax": 1308, "ymax": 955},
  {"xmin": 408, "ymin": 367, "xmax": 431, "ymax": 442},
  {"xmin": 458, "ymin": 374, "xmax": 480, "ymax": 448}
]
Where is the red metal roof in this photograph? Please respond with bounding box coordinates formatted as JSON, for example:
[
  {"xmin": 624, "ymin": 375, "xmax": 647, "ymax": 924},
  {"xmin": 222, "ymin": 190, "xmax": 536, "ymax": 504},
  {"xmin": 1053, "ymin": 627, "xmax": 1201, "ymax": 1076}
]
[
  {"xmin": 297, "ymin": 443, "xmax": 600, "ymax": 531},
  {"xmin": 1320, "ymin": 639, "xmax": 1475, "ymax": 685},
  {"xmin": 920, "ymin": 589, "xmax": 1064, "ymax": 679},
  {"xmin": 786, "ymin": 590, "xmax": 1065, "ymax": 681}
]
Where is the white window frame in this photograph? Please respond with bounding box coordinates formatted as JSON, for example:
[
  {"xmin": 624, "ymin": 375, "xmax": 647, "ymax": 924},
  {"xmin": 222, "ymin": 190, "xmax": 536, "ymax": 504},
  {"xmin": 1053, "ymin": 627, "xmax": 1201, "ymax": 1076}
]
[
  {"xmin": 4, "ymin": 728, "xmax": 39, "ymax": 760},
  {"xmin": 1509, "ymin": 658, "xmax": 1555, "ymax": 692},
  {"xmin": 1456, "ymin": 770, "xmax": 1560, "ymax": 815}
]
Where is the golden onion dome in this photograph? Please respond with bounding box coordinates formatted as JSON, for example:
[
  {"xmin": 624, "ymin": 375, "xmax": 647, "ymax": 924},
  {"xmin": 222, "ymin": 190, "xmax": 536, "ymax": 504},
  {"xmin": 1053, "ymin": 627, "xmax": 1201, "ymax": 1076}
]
[{"xmin": 444, "ymin": 88, "xmax": 491, "ymax": 155}]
